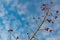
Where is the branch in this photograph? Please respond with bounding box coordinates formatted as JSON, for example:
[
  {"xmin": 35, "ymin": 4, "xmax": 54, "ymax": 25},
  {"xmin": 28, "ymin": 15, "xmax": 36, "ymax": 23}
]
[
  {"xmin": 30, "ymin": 12, "xmax": 48, "ymax": 40},
  {"xmin": 27, "ymin": 33, "xmax": 30, "ymax": 40},
  {"xmin": 27, "ymin": 26, "xmax": 39, "ymax": 40}
]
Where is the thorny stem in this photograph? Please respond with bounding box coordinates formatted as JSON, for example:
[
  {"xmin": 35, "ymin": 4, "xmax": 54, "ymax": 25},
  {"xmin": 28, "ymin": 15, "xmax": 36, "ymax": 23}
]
[{"xmin": 30, "ymin": 12, "xmax": 48, "ymax": 40}]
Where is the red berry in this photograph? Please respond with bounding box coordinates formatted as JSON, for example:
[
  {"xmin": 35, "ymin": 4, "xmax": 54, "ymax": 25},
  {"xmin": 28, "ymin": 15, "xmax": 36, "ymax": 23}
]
[
  {"xmin": 42, "ymin": 4, "xmax": 48, "ymax": 6},
  {"xmin": 45, "ymin": 28, "xmax": 49, "ymax": 31},
  {"xmin": 50, "ymin": 29, "xmax": 53, "ymax": 32},
  {"xmin": 52, "ymin": 21, "xmax": 54, "ymax": 24},
  {"xmin": 42, "ymin": 7, "xmax": 46, "ymax": 10}
]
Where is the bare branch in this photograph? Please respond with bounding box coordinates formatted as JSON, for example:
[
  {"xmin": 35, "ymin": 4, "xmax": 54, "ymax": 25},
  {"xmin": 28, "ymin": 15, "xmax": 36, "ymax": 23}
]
[
  {"xmin": 27, "ymin": 33, "xmax": 30, "ymax": 40},
  {"xmin": 30, "ymin": 12, "xmax": 48, "ymax": 40}
]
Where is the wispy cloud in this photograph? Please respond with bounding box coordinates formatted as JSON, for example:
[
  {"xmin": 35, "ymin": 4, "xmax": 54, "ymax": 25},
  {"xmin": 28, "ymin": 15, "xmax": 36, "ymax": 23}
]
[{"xmin": 17, "ymin": 2, "xmax": 29, "ymax": 15}]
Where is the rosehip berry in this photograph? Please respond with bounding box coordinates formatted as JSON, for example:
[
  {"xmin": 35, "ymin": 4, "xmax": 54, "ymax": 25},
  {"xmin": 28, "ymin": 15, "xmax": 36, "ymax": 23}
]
[
  {"xmin": 42, "ymin": 4, "xmax": 48, "ymax": 6},
  {"xmin": 50, "ymin": 29, "xmax": 53, "ymax": 32},
  {"xmin": 42, "ymin": 8, "xmax": 46, "ymax": 10},
  {"xmin": 52, "ymin": 21, "xmax": 54, "ymax": 24},
  {"xmin": 45, "ymin": 28, "xmax": 49, "ymax": 31}
]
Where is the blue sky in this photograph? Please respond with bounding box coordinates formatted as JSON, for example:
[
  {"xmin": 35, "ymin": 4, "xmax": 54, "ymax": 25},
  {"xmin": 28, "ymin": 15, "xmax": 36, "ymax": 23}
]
[{"xmin": 0, "ymin": 0, "xmax": 60, "ymax": 40}]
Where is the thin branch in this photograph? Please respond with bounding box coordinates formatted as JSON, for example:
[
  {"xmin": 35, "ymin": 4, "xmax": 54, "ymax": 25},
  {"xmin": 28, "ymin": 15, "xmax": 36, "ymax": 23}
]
[
  {"xmin": 30, "ymin": 12, "xmax": 48, "ymax": 40},
  {"xmin": 27, "ymin": 24, "xmax": 39, "ymax": 40},
  {"xmin": 11, "ymin": 33, "xmax": 16, "ymax": 39},
  {"xmin": 27, "ymin": 33, "xmax": 30, "ymax": 40},
  {"xmin": 10, "ymin": 32, "xmax": 11, "ymax": 40}
]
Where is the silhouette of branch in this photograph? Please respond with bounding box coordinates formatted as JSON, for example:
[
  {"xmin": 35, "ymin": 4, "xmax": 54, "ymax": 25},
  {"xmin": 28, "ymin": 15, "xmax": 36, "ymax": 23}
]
[
  {"xmin": 8, "ymin": 29, "xmax": 13, "ymax": 40},
  {"xmin": 27, "ymin": 33, "xmax": 30, "ymax": 40},
  {"xmin": 27, "ymin": 24, "xmax": 39, "ymax": 40},
  {"xmin": 27, "ymin": 23, "xmax": 39, "ymax": 40},
  {"xmin": 30, "ymin": 12, "xmax": 48, "ymax": 40}
]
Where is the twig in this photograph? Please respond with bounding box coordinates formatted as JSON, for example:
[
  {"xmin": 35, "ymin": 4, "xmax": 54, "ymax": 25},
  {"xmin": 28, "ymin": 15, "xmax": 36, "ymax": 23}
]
[
  {"xmin": 27, "ymin": 33, "xmax": 30, "ymax": 40},
  {"xmin": 11, "ymin": 33, "xmax": 16, "ymax": 39},
  {"xmin": 10, "ymin": 32, "xmax": 11, "ymax": 40},
  {"xmin": 30, "ymin": 12, "xmax": 48, "ymax": 40},
  {"xmin": 27, "ymin": 24, "xmax": 39, "ymax": 40}
]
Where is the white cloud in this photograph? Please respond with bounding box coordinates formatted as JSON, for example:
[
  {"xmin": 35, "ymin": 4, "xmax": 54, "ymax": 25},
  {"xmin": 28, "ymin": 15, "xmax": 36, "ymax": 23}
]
[
  {"xmin": 56, "ymin": 36, "xmax": 60, "ymax": 40},
  {"xmin": 19, "ymin": 28, "xmax": 25, "ymax": 33},
  {"xmin": 9, "ymin": 0, "xmax": 18, "ymax": 11},
  {"xmin": 11, "ymin": 20, "xmax": 21, "ymax": 31},
  {"xmin": 52, "ymin": 5, "xmax": 60, "ymax": 10},
  {"xmin": 46, "ymin": 36, "xmax": 60, "ymax": 40},
  {"xmin": 2, "ymin": 19, "xmax": 10, "ymax": 30},
  {"xmin": 4, "ymin": 0, "xmax": 13, "ymax": 5},
  {"xmin": 0, "ymin": 31, "xmax": 8, "ymax": 40},
  {"xmin": 17, "ymin": 2, "xmax": 29, "ymax": 15},
  {"xmin": 2, "ymin": 14, "xmax": 21, "ymax": 31},
  {"xmin": 9, "ymin": 1, "xmax": 29, "ymax": 15},
  {"xmin": 54, "ymin": 23, "xmax": 60, "ymax": 30},
  {"xmin": 21, "ymin": 17, "xmax": 26, "ymax": 21},
  {"xmin": 42, "ymin": 31, "xmax": 50, "ymax": 37},
  {"xmin": 46, "ymin": 37, "xmax": 56, "ymax": 40},
  {"xmin": 0, "ymin": 4, "xmax": 8, "ymax": 17}
]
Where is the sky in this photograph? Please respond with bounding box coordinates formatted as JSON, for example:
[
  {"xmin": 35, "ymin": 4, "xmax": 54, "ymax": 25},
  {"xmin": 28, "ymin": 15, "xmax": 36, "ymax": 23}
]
[{"xmin": 0, "ymin": 0, "xmax": 60, "ymax": 40}]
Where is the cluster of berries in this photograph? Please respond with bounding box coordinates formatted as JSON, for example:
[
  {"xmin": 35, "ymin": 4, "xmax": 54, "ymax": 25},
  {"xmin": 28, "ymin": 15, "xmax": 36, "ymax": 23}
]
[{"xmin": 45, "ymin": 28, "xmax": 53, "ymax": 32}]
